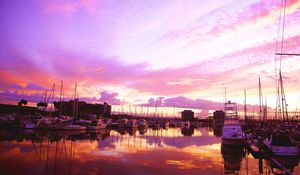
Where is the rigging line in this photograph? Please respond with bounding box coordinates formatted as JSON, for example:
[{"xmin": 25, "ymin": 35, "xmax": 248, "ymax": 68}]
[
  {"xmin": 275, "ymin": 0, "xmax": 284, "ymax": 94},
  {"xmin": 279, "ymin": 0, "xmax": 287, "ymax": 71},
  {"xmin": 275, "ymin": 0, "xmax": 285, "ymax": 119},
  {"xmin": 275, "ymin": 0, "xmax": 284, "ymax": 72}
]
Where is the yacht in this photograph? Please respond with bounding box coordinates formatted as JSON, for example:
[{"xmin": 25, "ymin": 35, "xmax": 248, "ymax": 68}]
[
  {"xmin": 221, "ymin": 101, "xmax": 245, "ymax": 145},
  {"xmin": 138, "ymin": 119, "xmax": 148, "ymax": 129},
  {"xmin": 64, "ymin": 123, "xmax": 86, "ymax": 130},
  {"xmin": 263, "ymin": 131, "xmax": 298, "ymax": 156},
  {"xmin": 87, "ymin": 119, "xmax": 106, "ymax": 130}
]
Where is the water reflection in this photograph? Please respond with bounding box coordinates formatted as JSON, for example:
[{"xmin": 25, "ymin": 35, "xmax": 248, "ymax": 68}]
[
  {"xmin": 221, "ymin": 144, "xmax": 245, "ymax": 174},
  {"xmin": 0, "ymin": 128, "xmax": 299, "ymax": 175}
]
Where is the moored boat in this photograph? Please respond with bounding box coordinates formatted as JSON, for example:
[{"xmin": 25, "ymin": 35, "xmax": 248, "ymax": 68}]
[
  {"xmin": 221, "ymin": 101, "xmax": 245, "ymax": 145},
  {"xmin": 87, "ymin": 119, "xmax": 106, "ymax": 130},
  {"xmin": 263, "ymin": 131, "xmax": 298, "ymax": 157},
  {"xmin": 64, "ymin": 124, "xmax": 86, "ymax": 130}
]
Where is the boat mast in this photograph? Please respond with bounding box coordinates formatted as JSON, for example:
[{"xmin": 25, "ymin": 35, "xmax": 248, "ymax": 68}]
[
  {"xmin": 50, "ymin": 83, "xmax": 55, "ymax": 117},
  {"xmin": 73, "ymin": 83, "xmax": 77, "ymax": 119},
  {"xmin": 279, "ymin": 71, "xmax": 288, "ymax": 121},
  {"xmin": 244, "ymin": 89, "xmax": 247, "ymax": 120},
  {"xmin": 59, "ymin": 81, "xmax": 63, "ymax": 116},
  {"xmin": 259, "ymin": 77, "xmax": 263, "ymax": 122}
]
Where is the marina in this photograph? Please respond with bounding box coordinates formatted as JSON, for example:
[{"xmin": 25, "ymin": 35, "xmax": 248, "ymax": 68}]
[
  {"xmin": 0, "ymin": 109, "xmax": 300, "ymax": 175},
  {"xmin": 1, "ymin": 0, "xmax": 300, "ymax": 174}
]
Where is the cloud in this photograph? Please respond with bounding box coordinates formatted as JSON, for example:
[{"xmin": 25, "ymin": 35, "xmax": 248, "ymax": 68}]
[
  {"xmin": 0, "ymin": 91, "xmax": 44, "ymax": 104},
  {"xmin": 99, "ymin": 91, "xmax": 121, "ymax": 105},
  {"xmin": 25, "ymin": 82, "xmax": 45, "ymax": 91},
  {"xmin": 143, "ymin": 96, "xmax": 221, "ymax": 110},
  {"xmin": 0, "ymin": 89, "xmax": 122, "ymax": 106},
  {"xmin": 41, "ymin": 0, "xmax": 98, "ymax": 16}
]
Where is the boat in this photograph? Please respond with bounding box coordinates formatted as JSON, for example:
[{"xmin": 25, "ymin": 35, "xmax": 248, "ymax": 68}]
[
  {"xmin": 138, "ymin": 119, "xmax": 148, "ymax": 129},
  {"xmin": 24, "ymin": 121, "xmax": 37, "ymax": 129},
  {"xmin": 87, "ymin": 119, "xmax": 106, "ymax": 130},
  {"xmin": 263, "ymin": 131, "xmax": 298, "ymax": 156},
  {"xmin": 221, "ymin": 101, "xmax": 245, "ymax": 145},
  {"xmin": 127, "ymin": 119, "xmax": 138, "ymax": 129},
  {"xmin": 181, "ymin": 121, "xmax": 190, "ymax": 128},
  {"xmin": 162, "ymin": 121, "xmax": 169, "ymax": 129},
  {"xmin": 64, "ymin": 124, "xmax": 86, "ymax": 130}
]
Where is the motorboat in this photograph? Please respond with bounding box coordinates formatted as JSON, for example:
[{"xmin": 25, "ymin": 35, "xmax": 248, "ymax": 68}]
[
  {"xmin": 138, "ymin": 119, "xmax": 148, "ymax": 129},
  {"xmin": 87, "ymin": 119, "xmax": 106, "ymax": 130},
  {"xmin": 263, "ymin": 131, "xmax": 298, "ymax": 156},
  {"xmin": 222, "ymin": 119, "xmax": 245, "ymax": 145},
  {"xmin": 221, "ymin": 101, "xmax": 245, "ymax": 145}
]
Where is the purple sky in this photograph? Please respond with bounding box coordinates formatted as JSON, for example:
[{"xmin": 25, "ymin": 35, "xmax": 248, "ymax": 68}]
[{"xmin": 1, "ymin": 0, "xmax": 300, "ymax": 112}]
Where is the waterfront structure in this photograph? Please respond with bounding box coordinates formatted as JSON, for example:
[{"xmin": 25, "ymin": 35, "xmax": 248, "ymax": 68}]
[
  {"xmin": 213, "ymin": 110, "xmax": 225, "ymax": 128},
  {"xmin": 181, "ymin": 110, "xmax": 194, "ymax": 121},
  {"xmin": 54, "ymin": 101, "xmax": 111, "ymax": 118}
]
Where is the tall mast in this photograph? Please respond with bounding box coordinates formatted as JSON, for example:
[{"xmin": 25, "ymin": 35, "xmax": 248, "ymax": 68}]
[
  {"xmin": 50, "ymin": 83, "xmax": 55, "ymax": 117},
  {"xmin": 155, "ymin": 102, "xmax": 157, "ymax": 118},
  {"xmin": 59, "ymin": 81, "xmax": 63, "ymax": 116},
  {"xmin": 224, "ymin": 88, "xmax": 227, "ymax": 104},
  {"xmin": 279, "ymin": 71, "xmax": 288, "ymax": 121},
  {"xmin": 73, "ymin": 83, "xmax": 77, "ymax": 119},
  {"xmin": 259, "ymin": 78, "xmax": 263, "ymax": 122},
  {"xmin": 244, "ymin": 89, "xmax": 247, "ymax": 120},
  {"xmin": 146, "ymin": 104, "xmax": 149, "ymax": 118}
]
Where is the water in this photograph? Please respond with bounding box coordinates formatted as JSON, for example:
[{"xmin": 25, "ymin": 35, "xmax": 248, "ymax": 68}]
[{"xmin": 0, "ymin": 127, "xmax": 299, "ymax": 175}]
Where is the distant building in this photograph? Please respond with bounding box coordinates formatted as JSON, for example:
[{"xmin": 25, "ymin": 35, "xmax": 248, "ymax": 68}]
[
  {"xmin": 181, "ymin": 110, "xmax": 194, "ymax": 121},
  {"xmin": 213, "ymin": 110, "xmax": 225, "ymax": 128},
  {"xmin": 54, "ymin": 100, "xmax": 111, "ymax": 118}
]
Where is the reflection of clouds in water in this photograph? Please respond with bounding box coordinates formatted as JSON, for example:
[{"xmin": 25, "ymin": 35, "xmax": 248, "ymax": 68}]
[
  {"xmin": 98, "ymin": 139, "xmax": 116, "ymax": 149},
  {"xmin": 98, "ymin": 128, "xmax": 221, "ymax": 152},
  {"xmin": 1, "ymin": 128, "xmax": 296, "ymax": 175},
  {"xmin": 162, "ymin": 136, "xmax": 220, "ymax": 149}
]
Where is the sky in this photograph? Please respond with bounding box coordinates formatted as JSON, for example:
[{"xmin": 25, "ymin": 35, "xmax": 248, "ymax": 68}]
[{"xmin": 0, "ymin": 0, "xmax": 300, "ymax": 115}]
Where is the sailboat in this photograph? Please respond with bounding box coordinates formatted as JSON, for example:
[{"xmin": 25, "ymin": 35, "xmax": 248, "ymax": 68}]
[
  {"xmin": 263, "ymin": 0, "xmax": 299, "ymax": 157},
  {"xmin": 64, "ymin": 83, "xmax": 86, "ymax": 130}
]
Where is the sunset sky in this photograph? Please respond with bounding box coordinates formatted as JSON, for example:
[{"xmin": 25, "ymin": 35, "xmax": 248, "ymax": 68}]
[{"xmin": 1, "ymin": 0, "xmax": 300, "ymax": 113}]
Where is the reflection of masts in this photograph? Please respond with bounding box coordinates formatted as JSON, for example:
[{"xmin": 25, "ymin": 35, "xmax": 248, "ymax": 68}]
[
  {"xmin": 54, "ymin": 140, "xmax": 58, "ymax": 175},
  {"xmin": 46, "ymin": 138, "xmax": 50, "ymax": 172},
  {"xmin": 68, "ymin": 141, "xmax": 75, "ymax": 175},
  {"xmin": 245, "ymin": 149, "xmax": 248, "ymax": 175}
]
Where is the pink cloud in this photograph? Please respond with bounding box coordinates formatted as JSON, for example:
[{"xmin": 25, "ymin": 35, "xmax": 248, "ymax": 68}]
[
  {"xmin": 0, "ymin": 89, "xmax": 122, "ymax": 106},
  {"xmin": 99, "ymin": 91, "xmax": 121, "ymax": 105},
  {"xmin": 41, "ymin": 0, "xmax": 97, "ymax": 16},
  {"xmin": 144, "ymin": 96, "xmax": 220, "ymax": 110},
  {"xmin": 1, "ymin": 32, "xmax": 299, "ymax": 105}
]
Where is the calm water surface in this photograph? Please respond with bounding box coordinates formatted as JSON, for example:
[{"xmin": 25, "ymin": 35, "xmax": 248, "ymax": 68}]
[{"xmin": 0, "ymin": 127, "xmax": 299, "ymax": 175}]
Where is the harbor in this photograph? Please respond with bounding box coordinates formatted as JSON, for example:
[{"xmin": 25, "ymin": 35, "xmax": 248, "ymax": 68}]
[
  {"xmin": 0, "ymin": 101, "xmax": 300, "ymax": 175},
  {"xmin": 1, "ymin": 0, "xmax": 300, "ymax": 174}
]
